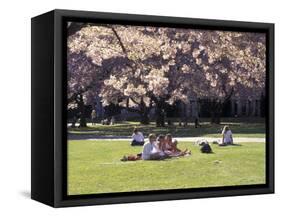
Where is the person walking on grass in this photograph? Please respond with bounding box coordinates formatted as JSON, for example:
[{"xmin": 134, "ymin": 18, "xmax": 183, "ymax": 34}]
[
  {"xmin": 131, "ymin": 127, "xmax": 145, "ymax": 146},
  {"xmin": 91, "ymin": 109, "xmax": 96, "ymax": 126}
]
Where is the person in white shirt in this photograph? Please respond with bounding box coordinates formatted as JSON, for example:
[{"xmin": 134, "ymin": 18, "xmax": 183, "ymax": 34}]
[
  {"xmin": 131, "ymin": 127, "xmax": 145, "ymax": 146},
  {"xmin": 142, "ymin": 134, "xmax": 168, "ymax": 160},
  {"xmin": 221, "ymin": 125, "xmax": 233, "ymax": 146}
]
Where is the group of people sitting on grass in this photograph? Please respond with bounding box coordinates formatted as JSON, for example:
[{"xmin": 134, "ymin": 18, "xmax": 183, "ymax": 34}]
[
  {"xmin": 121, "ymin": 125, "xmax": 234, "ymax": 161},
  {"xmin": 122, "ymin": 128, "xmax": 191, "ymax": 161},
  {"xmin": 142, "ymin": 133, "xmax": 191, "ymax": 160}
]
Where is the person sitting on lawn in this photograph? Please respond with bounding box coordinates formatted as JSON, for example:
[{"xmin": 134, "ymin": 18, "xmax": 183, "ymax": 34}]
[
  {"xmin": 164, "ymin": 134, "xmax": 177, "ymax": 152},
  {"xmin": 142, "ymin": 134, "xmax": 168, "ymax": 160},
  {"xmin": 164, "ymin": 134, "xmax": 191, "ymax": 156},
  {"xmin": 131, "ymin": 127, "xmax": 145, "ymax": 146},
  {"xmin": 220, "ymin": 125, "xmax": 233, "ymax": 146},
  {"xmin": 157, "ymin": 134, "xmax": 166, "ymax": 152}
]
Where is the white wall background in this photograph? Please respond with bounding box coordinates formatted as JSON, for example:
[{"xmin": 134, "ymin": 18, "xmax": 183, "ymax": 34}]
[{"xmin": 0, "ymin": 0, "xmax": 279, "ymax": 216}]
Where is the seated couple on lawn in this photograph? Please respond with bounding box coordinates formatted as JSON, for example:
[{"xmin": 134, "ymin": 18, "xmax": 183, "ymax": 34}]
[{"xmin": 122, "ymin": 132, "xmax": 191, "ymax": 161}]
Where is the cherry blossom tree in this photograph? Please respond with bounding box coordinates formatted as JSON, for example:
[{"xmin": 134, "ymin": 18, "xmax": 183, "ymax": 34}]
[
  {"xmin": 68, "ymin": 24, "xmax": 185, "ymax": 125},
  {"xmin": 184, "ymin": 30, "xmax": 266, "ymax": 123},
  {"xmin": 67, "ymin": 22, "xmax": 266, "ymax": 126},
  {"xmin": 97, "ymin": 26, "xmax": 196, "ymax": 126},
  {"xmin": 67, "ymin": 51, "xmax": 104, "ymax": 127}
]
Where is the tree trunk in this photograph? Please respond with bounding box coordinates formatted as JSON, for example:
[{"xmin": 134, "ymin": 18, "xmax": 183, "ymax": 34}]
[
  {"xmin": 139, "ymin": 98, "xmax": 150, "ymax": 125},
  {"xmin": 71, "ymin": 118, "xmax": 76, "ymax": 128},
  {"xmin": 211, "ymin": 112, "xmax": 221, "ymax": 124},
  {"xmin": 210, "ymin": 89, "xmax": 234, "ymax": 125},
  {"xmin": 155, "ymin": 99, "xmax": 165, "ymax": 127},
  {"xmin": 77, "ymin": 94, "xmax": 87, "ymax": 128},
  {"xmin": 210, "ymin": 101, "xmax": 223, "ymax": 124},
  {"xmin": 124, "ymin": 98, "xmax": 151, "ymax": 125},
  {"xmin": 79, "ymin": 114, "xmax": 87, "ymax": 127},
  {"xmin": 140, "ymin": 111, "xmax": 150, "ymax": 125}
]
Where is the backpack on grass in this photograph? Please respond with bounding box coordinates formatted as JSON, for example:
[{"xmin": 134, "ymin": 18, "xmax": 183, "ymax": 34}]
[{"xmin": 200, "ymin": 142, "xmax": 213, "ymax": 154}]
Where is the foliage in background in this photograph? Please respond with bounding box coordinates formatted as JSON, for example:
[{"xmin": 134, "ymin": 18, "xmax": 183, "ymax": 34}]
[{"xmin": 67, "ymin": 23, "xmax": 266, "ymax": 125}]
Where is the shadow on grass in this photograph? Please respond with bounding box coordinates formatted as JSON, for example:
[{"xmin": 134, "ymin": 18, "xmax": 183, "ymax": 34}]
[
  {"xmin": 68, "ymin": 121, "xmax": 265, "ymax": 140},
  {"xmin": 218, "ymin": 143, "xmax": 242, "ymax": 147}
]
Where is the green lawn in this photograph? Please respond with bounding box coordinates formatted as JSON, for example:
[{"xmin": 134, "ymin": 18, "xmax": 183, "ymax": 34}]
[
  {"xmin": 68, "ymin": 140, "xmax": 266, "ymax": 195},
  {"xmin": 68, "ymin": 118, "xmax": 265, "ymax": 138}
]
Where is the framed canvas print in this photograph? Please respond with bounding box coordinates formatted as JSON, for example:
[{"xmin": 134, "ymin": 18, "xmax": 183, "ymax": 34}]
[{"xmin": 31, "ymin": 9, "xmax": 274, "ymax": 207}]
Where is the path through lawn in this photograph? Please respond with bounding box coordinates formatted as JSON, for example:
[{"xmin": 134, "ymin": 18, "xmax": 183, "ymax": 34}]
[{"xmin": 68, "ymin": 140, "xmax": 266, "ymax": 195}]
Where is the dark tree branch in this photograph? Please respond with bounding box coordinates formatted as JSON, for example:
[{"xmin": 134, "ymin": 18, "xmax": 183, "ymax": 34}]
[
  {"xmin": 109, "ymin": 26, "xmax": 127, "ymax": 54},
  {"xmin": 129, "ymin": 97, "xmax": 140, "ymax": 106}
]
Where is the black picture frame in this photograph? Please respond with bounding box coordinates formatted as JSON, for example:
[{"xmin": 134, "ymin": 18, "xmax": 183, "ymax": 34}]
[{"xmin": 31, "ymin": 9, "xmax": 274, "ymax": 207}]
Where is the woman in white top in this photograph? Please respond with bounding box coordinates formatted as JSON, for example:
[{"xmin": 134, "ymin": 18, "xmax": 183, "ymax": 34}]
[
  {"xmin": 131, "ymin": 127, "xmax": 145, "ymax": 146},
  {"xmin": 221, "ymin": 125, "xmax": 233, "ymax": 146}
]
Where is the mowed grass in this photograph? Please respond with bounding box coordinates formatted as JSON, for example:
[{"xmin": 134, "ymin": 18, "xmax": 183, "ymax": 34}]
[{"xmin": 68, "ymin": 140, "xmax": 266, "ymax": 195}]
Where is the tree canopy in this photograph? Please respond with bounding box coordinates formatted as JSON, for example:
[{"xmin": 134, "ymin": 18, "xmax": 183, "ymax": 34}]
[{"xmin": 67, "ymin": 22, "xmax": 266, "ymax": 125}]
